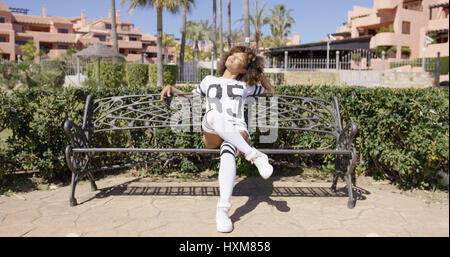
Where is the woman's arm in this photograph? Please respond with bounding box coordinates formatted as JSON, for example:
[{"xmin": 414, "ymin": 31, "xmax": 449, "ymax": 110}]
[
  {"xmin": 159, "ymin": 85, "xmax": 193, "ymax": 101},
  {"xmin": 259, "ymin": 74, "xmax": 275, "ymax": 95}
]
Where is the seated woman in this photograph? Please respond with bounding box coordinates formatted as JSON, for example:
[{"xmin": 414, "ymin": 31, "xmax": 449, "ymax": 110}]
[{"xmin": 160, "ymin": 45, "xmax": 275, "ymax": 233}]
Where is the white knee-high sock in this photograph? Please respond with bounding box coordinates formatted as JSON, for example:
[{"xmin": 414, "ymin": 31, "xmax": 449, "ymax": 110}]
[
  {"xmin": 205, "ymin": 109, "xmax": 252, "ymax": 155},
  {"xmin": 218, "ymin": 142, "xmax": 237, "ymax": 206}
]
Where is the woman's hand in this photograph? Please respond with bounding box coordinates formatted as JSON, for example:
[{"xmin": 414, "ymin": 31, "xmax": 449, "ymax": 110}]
[{"xmin": 160, "ymin": 85, "xmax": 174, "ymax": 101}]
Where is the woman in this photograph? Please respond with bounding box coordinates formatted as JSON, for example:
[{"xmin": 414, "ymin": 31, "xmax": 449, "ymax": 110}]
[{"xmin": 160, "ymin": 45, "xmax": 275, "ymax": 233}]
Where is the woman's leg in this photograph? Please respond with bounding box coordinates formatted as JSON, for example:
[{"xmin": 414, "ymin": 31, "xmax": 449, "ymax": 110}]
[
  {"xmin": 214, "ymin": 131, "xmax": 250, "ymax": 233},
  {"xmin": 203, "ymin": 109, "xmax": 253, "ymax": 155}
]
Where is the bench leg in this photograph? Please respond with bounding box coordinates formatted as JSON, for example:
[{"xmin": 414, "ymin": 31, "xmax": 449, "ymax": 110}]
[
  {"xmin": 344, "ymin": 172, "xmax": 355, "ymax": 209},
  {"xmin": 87, "ymin": 171, "xmax": 97, "ymax": 191},
  {"xmin": 331, "ymin": 174, "xmax": 339, "ymax": 193},
  {"xmin": 69, "ymin": 173, "xmax": 78, "ymax": 207}
]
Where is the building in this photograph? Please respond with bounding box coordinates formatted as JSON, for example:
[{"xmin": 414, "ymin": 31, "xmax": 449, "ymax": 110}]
[
  {"xmin": 0, "ymin": 3, "xmax": 77, "ymax": 61},
  {"xmin": 0, "ymin": 3, "xmax": 178, "ymax": 63},
  {"xmin": 266, "ymin": 0, "xmax": 448, "ymax": 68},
  {"xmin": 333, "ymin": 0, "xmax": 448, "ymax": 59}
]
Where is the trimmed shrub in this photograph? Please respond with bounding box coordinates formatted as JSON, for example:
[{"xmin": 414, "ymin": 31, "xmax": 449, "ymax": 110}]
[
  {"xmin": 0, "ymin": 85, "xmax": 448, "ymax": 190},
  {"xmin": 125, "ymin": 63, "xmax": 149, "ymax": 87},
  {"xmin": 87, "ymin": 61, "xmax": 125, "ymax": 88},
  {"xmin": 149, "ymin": 64, "xmax": 179, "ymax": 86}
]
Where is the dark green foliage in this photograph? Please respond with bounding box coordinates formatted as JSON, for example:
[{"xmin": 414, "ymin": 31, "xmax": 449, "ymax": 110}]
[
  {"xmin": 149, "ymin": 64, "xmax": 179, "ymax": 86},
  {"xmin": 125, "ymin": 63, "xmax": 149, "ymax": 87},
  {"xmin": 86, "ymin": 61, "xmax": 125, "ymax": 88},
  {"xmin": 0, "ymin": 85, "xmax": 448, "ymax": 190}
]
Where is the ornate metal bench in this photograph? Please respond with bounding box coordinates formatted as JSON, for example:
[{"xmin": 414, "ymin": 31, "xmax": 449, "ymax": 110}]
[{"xmin": 64, "ymin": 93, "xmax": 358, "ymax": 208}]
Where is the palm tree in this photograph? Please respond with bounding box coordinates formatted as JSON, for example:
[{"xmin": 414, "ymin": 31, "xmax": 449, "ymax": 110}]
[
  {"xmin": 162, "ymin": 32, "xmax": 176, "ymax": 63},
  {"xmin": 227, "ymin": 0, "xmax": 231, "ymax": 51},
  {"xmin": 236, "ymin": 0, "xmax": 269, "ymax": 52},
  {"xmin": 179, "ymin": 0, "xmax": 195, "ymax": 81},
  {"xmin": 111, "ymin": 0, "xmax": 118, "ymax": 53},
  {"xmin": 122, "ymin": 0, "xmax": 181, "ymax": 87},
  {"xmin": 243, "ymin": 0, "xmax": 250, "ymax": 46},
  {"xmin": 212, "ymin": 0, "xmax": 217, "ymax": 62},
  {"xmin": 218, "ymin": 0, "xmax": 223, "ymax": 60},
  {"xmin": 268, "ymin": 4, "xmax": 295, "ymax": 47},
  {"xmin": 230, "ymin": 28, "xmax": 244, "ymax": 46},
  {"xmin": 186, "ymin": 20, "xmax": 208, "ymax": 61}
]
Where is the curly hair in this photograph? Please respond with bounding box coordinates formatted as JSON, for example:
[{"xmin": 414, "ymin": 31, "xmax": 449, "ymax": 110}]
[{"xmin": 217, "ymin": 45, "xmax": 265, "ymax": 86}]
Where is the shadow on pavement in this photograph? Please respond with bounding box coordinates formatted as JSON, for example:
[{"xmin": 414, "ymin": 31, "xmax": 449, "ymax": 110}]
[{"xmin": 79, "ymin": 175, "xmax": 370, "ymax": 217}]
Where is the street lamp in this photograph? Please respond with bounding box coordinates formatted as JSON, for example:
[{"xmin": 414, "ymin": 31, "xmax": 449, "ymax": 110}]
[
  {"xmin": 422, "ymin": 35, "xmax": 435, "ymax": 71},
  {"xmin": 327, "ymin": 34, "xmax": 336, "ymax": 70}
]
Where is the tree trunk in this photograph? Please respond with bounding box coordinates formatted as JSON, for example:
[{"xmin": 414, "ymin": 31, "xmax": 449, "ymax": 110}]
[
  {"xmin": 157, "ymin": 6, "xmax": 164, "ymax": 87},
  {"xmin": 179, "ymin": 4, "xmax": 187, "ymax": 81},
  {"xmin": 111, "ymin": 0, "xmax": 118, "ymax": 61},
  {"xmin": 243, "ymin": 0, "xmax": 250, "ymax": 46},
  {"xmin": 219, "ymin": 0, "xmax": 223, "ymax": 60},
  {"xmin": 212, "ymin": 0, "xmax": 217, "ymax": 62},
  {"xmin": 227, "ymin": 0, "xmax": 231, "ymax": 51},
  {"xmin": 195, "ymin": 41, "xmax": 199, "ymax": 62}
]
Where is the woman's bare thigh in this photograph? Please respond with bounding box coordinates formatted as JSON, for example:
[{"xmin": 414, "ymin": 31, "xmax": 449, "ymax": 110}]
[{"xmin": 202, "ymin": 128, "xmax": 250, "ymax": 157}]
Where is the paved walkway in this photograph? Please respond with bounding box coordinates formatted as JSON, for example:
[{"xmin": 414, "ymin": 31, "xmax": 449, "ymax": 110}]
[{"xmin": 0, "ymin": 174, "xmax": 448, "ymax": 237}]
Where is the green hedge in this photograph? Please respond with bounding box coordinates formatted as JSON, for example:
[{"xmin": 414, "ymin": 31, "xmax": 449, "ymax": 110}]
[
  {"xmin": 149, "ymin": 64, "xmax": 178, "ymax": 86},
  {"xmin": 86, "ymin": 61, "xmax": 125, "ymax": 88},
  {"xmin": 125, "ymin": 63, "xmax": 149, "ymax": 86},
  {"xmin": 0, "ymin": 85, "xmax": 448, "ymax": 190}
]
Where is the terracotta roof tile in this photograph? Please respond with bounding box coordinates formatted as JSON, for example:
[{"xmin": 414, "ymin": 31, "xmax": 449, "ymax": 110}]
[{"xmin": 13, "ymin": 14, "xmax": 72, "ymax": 25}]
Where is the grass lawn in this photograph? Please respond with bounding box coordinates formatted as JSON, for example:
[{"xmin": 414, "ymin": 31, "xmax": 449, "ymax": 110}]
[{"xmin": 0, "ymin": 129, "xmax": 12, "ymax": 149}]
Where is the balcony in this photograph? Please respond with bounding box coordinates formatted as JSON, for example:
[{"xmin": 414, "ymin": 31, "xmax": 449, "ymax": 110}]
[
  {"xmin": 15, "ymin": 31, "xmax": 77, "ymax": 44},
  {"xmin": 428, "ymin": 18, "xmax": 449, "ymax": 32},
  {"xmin": 47, "ymin": 49, "xmax": 68, "ymax": 59},
  {"xmin": 125, "ymin": 53, "xmax": 143, "ymax": 62},
  {"xmin": 374, "ymin": 0, "xmax": 400, "ymax": 10},
  {"xmin": 424, "ymin": 42, "xmax": 449, "ymax": 58},
  {"xmin": 369, "ymin": 32, "xmax": 410, "ymax": 49},
  {"xmin": 118, "ymin": 40, "xmax": 142, "ymax": 49},
  {"xmin": 144, "ymin": 45, "xmax": 157, "ymax": 53},
  {"xmin": 0, "ymin": 23, "xmax": 13, "ymax": 31}
]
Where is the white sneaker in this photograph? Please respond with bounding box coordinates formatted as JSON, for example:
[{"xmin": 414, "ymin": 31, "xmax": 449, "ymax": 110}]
[
  {"xmin": 216, "ymin": 202, "xmax": 233, "ymax": 233},
  {"xmin": 245, "ymin": 147, "xmax": 273, "ymax": 179}
]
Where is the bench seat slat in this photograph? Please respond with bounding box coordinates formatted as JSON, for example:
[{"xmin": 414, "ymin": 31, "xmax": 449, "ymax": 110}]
[{"xmin": 72, "ymin": 148, "xmax": 352, "ymax": 155}]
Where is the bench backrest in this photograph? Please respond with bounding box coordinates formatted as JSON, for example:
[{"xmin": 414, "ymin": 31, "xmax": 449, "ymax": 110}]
[{"xmin": 82, "ymin": 94, "xmax": 343, "ymax": 139}]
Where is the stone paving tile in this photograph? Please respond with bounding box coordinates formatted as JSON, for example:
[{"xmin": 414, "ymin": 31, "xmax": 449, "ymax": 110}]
[{"xmin": 0, "ymin": 174, "xmax": 448, "ymax": 237}]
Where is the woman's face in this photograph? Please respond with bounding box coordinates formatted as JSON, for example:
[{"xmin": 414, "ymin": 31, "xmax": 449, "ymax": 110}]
[{"xmin": 225, "ymin": 52, "xmax": 248, "ymax": 75}]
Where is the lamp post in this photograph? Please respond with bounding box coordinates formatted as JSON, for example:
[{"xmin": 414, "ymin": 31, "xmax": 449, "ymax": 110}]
[{"xmin": 423, "ymin": 35, "xmax": 435, "ymax": 71}]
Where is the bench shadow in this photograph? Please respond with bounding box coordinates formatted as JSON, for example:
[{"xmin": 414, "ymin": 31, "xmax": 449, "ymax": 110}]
[{"xmin": 78, "ymin": 173, "xmax": 370, "ymax": 221}]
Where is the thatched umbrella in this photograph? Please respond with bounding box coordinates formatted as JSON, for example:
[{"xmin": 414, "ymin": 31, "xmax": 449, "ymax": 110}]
[{"xmin": 74, "ymin": 43, "xmax": 125, "ymax": 88}]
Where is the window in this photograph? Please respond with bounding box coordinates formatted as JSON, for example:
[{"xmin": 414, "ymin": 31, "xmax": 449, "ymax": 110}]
[
  {"xmin": 0, "ymin": 37, "xmax": 6, "ymax": 42},
  {"xmin": 118, "ymin": 36, "xmax": 123, "ymax": 40},
  {"xmin": 129, "ymin": 37, "xmax": 137, "ymax": 41},
  {"xmin": 58, "ymin": 28, "xmax": 68, "ymax": 33},
  {"xmin": 94, "ymin": 34, "xmax": 106, "ymax": 41},
  {"xmin": 105, "ymin": 24, "xmax": 111, "ymax": 29},
  {"xmin": 58, "ymin": 45, "xmax": 69, "ymax": 49},
  {"xmin": 0, "ymin": 17, "xmax": 5, "ymax": 23},
  {"xmin": 402, "ymin": 21, "xmax": 410, "ymax": 34},
  {"xmin": 16, "ymin": 40, "xmax": 27, "ymax": 45}
]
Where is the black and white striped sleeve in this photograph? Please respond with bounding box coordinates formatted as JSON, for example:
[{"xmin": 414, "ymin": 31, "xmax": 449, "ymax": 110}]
[{"xmin": 250, "ymin": 85, "xmax": 265, "ymax": 96}]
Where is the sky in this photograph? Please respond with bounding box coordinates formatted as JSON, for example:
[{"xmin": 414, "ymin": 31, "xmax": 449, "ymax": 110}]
[{"xmin": 3, "ymin": 0, "xmax": 374, "ymax": 44}]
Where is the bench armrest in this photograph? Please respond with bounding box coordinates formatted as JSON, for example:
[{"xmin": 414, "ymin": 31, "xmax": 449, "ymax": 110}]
[
  {"xmin": 337, "ymin": 122, "xmax": 358, "ymax": 150},
  {"xmin": 64, "ymin": 120, "xmax": 89, "ymax": 149}
]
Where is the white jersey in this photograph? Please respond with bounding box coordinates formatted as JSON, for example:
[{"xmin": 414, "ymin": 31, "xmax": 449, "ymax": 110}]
[{"xmin": 192, "ymin": 75, "xmax": 265, "ymax": 127}]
